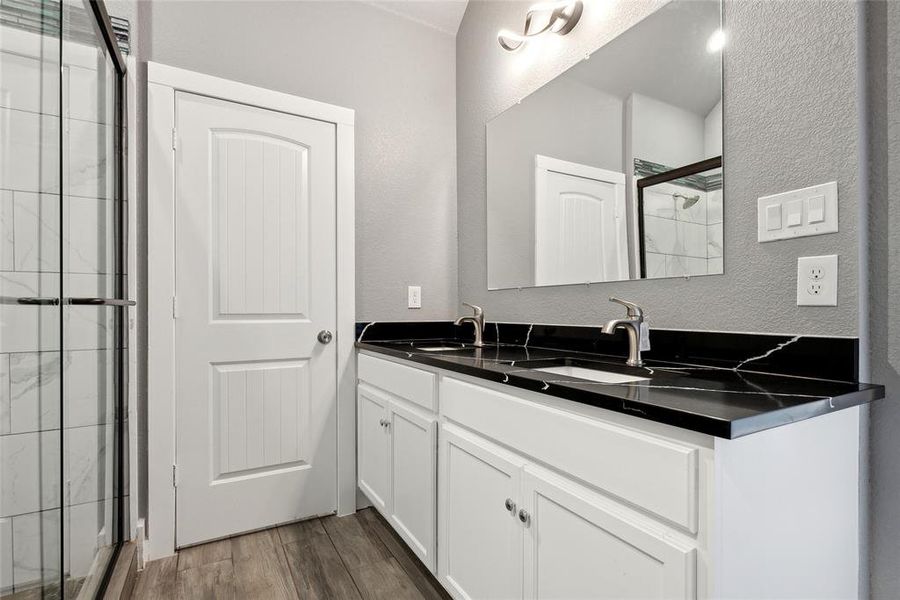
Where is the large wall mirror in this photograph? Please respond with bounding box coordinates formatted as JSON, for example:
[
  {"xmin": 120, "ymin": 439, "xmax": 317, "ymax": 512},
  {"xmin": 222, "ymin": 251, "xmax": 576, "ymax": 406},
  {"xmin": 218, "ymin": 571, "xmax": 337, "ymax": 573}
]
[{"xmin": 487, "ymin": 0, "xmax": 723, "ymax": 290}]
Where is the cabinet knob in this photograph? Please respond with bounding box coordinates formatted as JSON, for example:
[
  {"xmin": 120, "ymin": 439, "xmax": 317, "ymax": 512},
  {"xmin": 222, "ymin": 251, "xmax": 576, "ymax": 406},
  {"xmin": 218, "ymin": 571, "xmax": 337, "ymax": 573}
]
[
  {"xmin": 518, "ymin": 508, "xmax": 530, "ymax": 526},
  {"xmin": 505, "ymin": 498, "xmax": 516, "ymax": 513}
]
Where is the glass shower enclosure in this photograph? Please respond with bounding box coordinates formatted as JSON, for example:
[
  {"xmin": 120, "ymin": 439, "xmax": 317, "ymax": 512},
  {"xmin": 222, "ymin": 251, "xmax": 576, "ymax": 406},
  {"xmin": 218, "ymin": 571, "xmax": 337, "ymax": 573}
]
[{"xmin": 0, "ymin": 0, "xmax": 128, "ymax": 597}]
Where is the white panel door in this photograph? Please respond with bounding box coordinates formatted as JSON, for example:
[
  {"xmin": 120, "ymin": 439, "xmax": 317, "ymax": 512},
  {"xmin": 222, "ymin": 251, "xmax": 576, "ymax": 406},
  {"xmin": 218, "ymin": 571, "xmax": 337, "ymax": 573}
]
[
  {"xmin": 175, "ymin": 91, "xmax": 337, "ymax": 547},
  {"xmin": 389, "ymin": 400, "xmax": 437, "ymax": 573},
  {"xmin": 534, "ymin": 155, "xmax": 628, "ymax": 286},
  {"xmin": 357, "ymin": 383, "xmax": 391, "ymax": 514},
  {"xmin": 522, "ymin": 465, "xmax": 695, "ymax": 600},
  {"xmin": 439, "ymin": 424, "xmax": 525, "ymax": 600}
]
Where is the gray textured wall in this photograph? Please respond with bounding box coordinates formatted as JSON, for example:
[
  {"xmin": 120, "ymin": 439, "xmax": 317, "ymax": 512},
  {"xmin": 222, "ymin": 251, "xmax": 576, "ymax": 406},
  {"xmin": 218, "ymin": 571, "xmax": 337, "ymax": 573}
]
[
  {"xmin": 867, "ymin": 1, "xmax": 900, "ymax": 597},
  {"xmin": 458, "ymin": 0, "xmax": 860, "ymax": 335}
]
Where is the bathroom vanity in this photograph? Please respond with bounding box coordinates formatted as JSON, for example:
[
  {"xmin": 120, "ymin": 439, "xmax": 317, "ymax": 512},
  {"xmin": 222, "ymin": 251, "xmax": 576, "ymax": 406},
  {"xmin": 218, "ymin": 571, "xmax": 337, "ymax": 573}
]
[{"xmin": 355, "ymin": 324, "xmax": 882, "ymax": 600}]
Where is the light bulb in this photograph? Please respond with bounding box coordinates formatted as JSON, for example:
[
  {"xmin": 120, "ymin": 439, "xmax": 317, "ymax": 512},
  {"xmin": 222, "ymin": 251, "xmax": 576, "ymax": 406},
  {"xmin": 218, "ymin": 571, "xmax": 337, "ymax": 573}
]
[{"xmin": 706, "ymin": 28, "xmax": 726, "ymax": 53}]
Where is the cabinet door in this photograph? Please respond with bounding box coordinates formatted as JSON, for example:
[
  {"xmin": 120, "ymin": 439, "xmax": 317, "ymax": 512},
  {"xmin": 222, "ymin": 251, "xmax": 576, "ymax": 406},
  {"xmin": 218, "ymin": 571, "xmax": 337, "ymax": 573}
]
[
  {"xmin": 358, "ymin": 383, "xmax": 391, "ymax": 513},
  {"xmin": 522, "ymin": 466, "xmax": 696, "ymax": 600},
  {"xmin": 389, "ymin": 401, "xmax": 437, "ymax": 573},
  {"xmin": 439, "ymin": 424, "xmax": 525, "ymax": 600}
]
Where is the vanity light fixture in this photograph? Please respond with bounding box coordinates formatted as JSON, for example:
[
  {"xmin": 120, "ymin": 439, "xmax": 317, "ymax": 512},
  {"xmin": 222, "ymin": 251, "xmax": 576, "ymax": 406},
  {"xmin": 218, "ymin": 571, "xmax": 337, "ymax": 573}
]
[
  {"xmin": 706, "ymin": 28, "xmax": 726, "ymax": 53},
  {"xmin": 498, "ymin": 0, "xmax": 584, "ymax": 52}
]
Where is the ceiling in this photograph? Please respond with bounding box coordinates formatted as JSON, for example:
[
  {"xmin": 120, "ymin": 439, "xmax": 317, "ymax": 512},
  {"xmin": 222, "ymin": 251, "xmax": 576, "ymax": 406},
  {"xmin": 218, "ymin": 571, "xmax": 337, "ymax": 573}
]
[
  {"xmin": 567, "ymin": 0, "xmax": 722, "ymax": 116},
  {"xmin": 367, "ymin": 0, "xmax": 469, "ymax": 36}
]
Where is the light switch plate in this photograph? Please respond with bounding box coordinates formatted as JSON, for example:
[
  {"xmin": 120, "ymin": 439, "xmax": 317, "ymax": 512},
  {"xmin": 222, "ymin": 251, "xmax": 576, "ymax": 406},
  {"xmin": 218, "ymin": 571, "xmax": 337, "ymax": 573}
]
[
  {"xmin": 758, "ymin": 182, "xmax": 838, "ymax": 242},
  {"xmin": 407, "ymin": 286, "xmax": 422, "ymax": 309},
  {"xmin": 797, "ymin": 255, "xmax": 838, "ymax": 306}
]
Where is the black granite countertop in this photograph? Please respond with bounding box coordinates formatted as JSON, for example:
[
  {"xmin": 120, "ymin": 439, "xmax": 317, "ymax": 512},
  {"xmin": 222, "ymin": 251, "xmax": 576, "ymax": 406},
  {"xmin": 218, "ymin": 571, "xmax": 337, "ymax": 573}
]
[{"xmin": 356, "ymin": 330, "xmax": 884, "ymax": 439}]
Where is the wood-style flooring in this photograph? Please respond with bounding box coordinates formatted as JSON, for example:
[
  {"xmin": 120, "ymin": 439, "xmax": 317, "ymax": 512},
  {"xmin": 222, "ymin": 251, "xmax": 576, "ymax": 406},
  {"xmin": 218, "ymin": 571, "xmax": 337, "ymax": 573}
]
[{"xmin": 130, "ymin": 508, "xmax": 451, "ymax": 600}]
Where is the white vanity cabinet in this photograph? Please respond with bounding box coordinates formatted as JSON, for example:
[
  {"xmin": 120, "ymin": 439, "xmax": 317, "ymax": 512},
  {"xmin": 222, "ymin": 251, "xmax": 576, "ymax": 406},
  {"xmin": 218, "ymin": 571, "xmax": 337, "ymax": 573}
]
[
  {"xmin": 357, "ymin": 351, "xmax": 862, "ymax": 600},
  {"xmin": 520, "ymin": 465, "xmax": 695, "ymax": 600},
  {"xmin": 438, "ymin": 424, "xmax": 525, "ymax": 600},
  {"xmin": 357, "ymin": 354, "xmax": 438, "ymax": 572}
]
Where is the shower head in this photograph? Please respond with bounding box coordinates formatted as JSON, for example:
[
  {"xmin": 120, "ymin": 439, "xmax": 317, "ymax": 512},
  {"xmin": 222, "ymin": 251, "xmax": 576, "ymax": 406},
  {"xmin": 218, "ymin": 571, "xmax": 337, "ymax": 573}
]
[{"xmin": 673, "ymin": 193, "xmax": 701, "ymax": 210}]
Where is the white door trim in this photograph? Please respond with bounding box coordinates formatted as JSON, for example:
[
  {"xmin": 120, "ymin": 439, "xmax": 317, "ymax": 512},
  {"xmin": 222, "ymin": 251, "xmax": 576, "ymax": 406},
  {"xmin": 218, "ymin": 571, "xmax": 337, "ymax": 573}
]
[{"xmin": 146, "ymin": 62, "xmax": 355, "ymax": 559}]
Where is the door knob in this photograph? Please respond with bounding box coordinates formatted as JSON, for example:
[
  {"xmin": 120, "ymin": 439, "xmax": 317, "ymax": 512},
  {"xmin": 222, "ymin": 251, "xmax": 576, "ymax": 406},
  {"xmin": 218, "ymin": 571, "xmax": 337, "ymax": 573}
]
[{"xmin": 317, "ymin": 330, "xmax": 333, "ymax": 344}]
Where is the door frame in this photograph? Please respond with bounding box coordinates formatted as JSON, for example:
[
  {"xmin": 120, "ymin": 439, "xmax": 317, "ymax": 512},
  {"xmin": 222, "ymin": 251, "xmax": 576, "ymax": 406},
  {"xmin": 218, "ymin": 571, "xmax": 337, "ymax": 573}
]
[{"xmin": 146, "ymin": 62, "xmax": 356, "ymax": 560}]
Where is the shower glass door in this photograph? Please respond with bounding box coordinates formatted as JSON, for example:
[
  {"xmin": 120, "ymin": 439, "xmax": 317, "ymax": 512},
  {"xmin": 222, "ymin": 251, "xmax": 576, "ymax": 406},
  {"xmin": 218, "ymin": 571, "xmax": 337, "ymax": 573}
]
[
  {"xmin": 60, "ymin": 0, "xmax": 123, "ymax": 596},
  {"xmin": 0, "ymin": 0, "xmax": 126, "ymax": 597}
]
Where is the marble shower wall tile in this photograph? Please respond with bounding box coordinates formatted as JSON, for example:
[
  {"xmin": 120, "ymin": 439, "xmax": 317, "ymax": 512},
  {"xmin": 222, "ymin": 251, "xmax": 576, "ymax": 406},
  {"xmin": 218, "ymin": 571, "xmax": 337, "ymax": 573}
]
[
  {"xmin": 0, "ymin": 516, "xmax": 11, "ymax": 592},
  {"xmin": 65, "ymin": 350, "xmax": 113, "ymax": 428},
  {"xmin": 707, "ymin": 189, "xmax": 723, "ymax": 224},
  {"xmin": 9, "ymin": 352, "xmax": 62, "ymax": 434},
  {"xmin": 0, "ymin": 107, "xmax": 60, "ymax": 194},
  {"xmin": 67, "ymin": 119, "xmax": 113, "ymax": 201},
  {"xmin": 68, "ymin": 65, "xmax": 100, "ymax": 125},
  {"xmin": 65, "ymin": 424, "xmax": 114, "ymax": 506},
  {"xmin": 708, "ymin": 223, "xmax": 723, "ymax": 258},
  {"xmin": 0, "ymin": 272, "xmax": 60, "ymax": 354},
  {"xmin": 666, "ymin": 255, "xmax": 707, "ymax": 278},
  {"xmin": 0, "ymin": 431, "xmax": 60, "ymax": 518},
  {"xmin": 0, "ymin": 37, "xmax": 60, "ymax": 117},
  {"xmin": 11, "ymin": 509, "xmax": 59, "ymax": 591},
  {"xmin": 644, "ymin": 216, "xmax": 707, "ymax": 259},
  {"xmin": 13, "ymin": 191, "xmax": 60, "ymax": 273},
  {"xmin": 1, "ymin": 191, "xmax": 14, "ymax": 271},
  {"xmin": 66, "ymin": 196, "xmax": 115, "ymax": 274},
  {"xmin": 67, "ymin": 500, "xmax": 110, "ymax": 579},
  {"xmin": 645, "ymin": 252, "xmax": 666, "ymax": 279},
  {"xmin": 0, "ymin": 354, "xmax": 9, "ymax": 435}
]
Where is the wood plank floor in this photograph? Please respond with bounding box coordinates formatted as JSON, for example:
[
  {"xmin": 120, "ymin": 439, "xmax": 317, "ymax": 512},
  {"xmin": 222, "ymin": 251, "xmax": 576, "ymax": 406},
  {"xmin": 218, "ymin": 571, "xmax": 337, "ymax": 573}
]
[{"xmin": 130, "ymin": 508, "xmax": 451, "ymax": 600}]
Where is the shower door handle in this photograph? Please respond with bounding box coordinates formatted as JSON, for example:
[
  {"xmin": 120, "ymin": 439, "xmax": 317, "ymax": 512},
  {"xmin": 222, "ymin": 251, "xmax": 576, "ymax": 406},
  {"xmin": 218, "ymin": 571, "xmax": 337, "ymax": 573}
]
[
  {"xmin": 14, "ymin": 297, "xmax": 61, "ymax": 305},
  {"xmin": 12, "ymin": 297, "xmax": 136, "ymax": 306},
  {"xmin": 66, "ymin": 298, "xmax": 137, "ymax": 306}
]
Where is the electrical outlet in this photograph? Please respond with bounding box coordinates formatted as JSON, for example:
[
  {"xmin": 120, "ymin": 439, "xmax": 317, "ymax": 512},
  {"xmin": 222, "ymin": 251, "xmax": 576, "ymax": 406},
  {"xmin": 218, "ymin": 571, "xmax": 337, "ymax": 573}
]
[
  {"xmin": 797, "ymin": 255, "xmax": 837, "ymax": 306},
  {"xmin": 407, "ymin": 286, "xmax": 422, "ymax": 309}
]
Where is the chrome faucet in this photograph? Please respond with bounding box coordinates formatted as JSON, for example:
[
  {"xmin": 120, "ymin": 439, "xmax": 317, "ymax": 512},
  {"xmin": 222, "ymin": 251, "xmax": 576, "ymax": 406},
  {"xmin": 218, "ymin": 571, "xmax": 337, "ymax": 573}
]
[
  {"xmin": 602, "ymin": 297, "xmax": 645, "ymax": 367},
  {"xmin": 455, "ymin": 303, "xmax": 485, "ymax": 347}
]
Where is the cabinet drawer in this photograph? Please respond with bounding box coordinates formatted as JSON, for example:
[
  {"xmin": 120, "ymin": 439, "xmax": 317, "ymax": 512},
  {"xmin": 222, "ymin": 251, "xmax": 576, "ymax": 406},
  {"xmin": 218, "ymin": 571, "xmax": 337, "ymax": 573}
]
[
  {"xmin": 441, "ymin": 377, "xmax": 699, "ymax": 532},
  {"xmin": 358, "ymin": 353, "xmax": 436, "ymax": 411}
]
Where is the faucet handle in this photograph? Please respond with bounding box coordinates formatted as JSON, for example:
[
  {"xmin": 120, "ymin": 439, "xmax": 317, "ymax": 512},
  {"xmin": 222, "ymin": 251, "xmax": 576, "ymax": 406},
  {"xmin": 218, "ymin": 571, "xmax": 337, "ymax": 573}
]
[
  {"xmin": 609, "ymin": 297, "xmax": 643, "ymax": 320},
  {"xmin": 462, "ymin": 302, "xmax": 483, "ymax": 317}
]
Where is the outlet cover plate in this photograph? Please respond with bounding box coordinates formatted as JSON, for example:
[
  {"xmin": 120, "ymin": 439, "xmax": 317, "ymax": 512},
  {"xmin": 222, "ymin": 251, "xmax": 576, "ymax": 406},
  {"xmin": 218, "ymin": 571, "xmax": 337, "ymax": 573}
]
[
  {"xmin": 797, "ymin": 255, "xmax": 837, "ymax": 306},
  {"xmin": 407, "ymin": 286, "xmax": 422, "ymax": 309}
]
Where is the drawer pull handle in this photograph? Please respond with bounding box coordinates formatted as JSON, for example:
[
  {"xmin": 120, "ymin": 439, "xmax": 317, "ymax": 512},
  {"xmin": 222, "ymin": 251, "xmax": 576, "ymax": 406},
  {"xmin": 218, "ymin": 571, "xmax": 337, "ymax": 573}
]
[
  {"xmin": 518, "ymin": 509, "xmax": 530, "ymax": 526},
  {"xmin": 504, "ymin": 498, "xmax": 516, "ymax": 513}
]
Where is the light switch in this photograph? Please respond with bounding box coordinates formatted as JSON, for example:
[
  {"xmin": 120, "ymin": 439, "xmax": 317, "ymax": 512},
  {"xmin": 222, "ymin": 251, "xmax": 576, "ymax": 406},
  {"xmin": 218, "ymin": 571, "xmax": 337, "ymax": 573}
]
[
  {"xmin": 808, "ymin": 194, "xmax": 825, "ymax": 223},
  {"xmin": 757, "ymin": 181, "xmax": 838, "ymax": 242},
  {"xmin": 785, "ymin": 199, "xmax": 803, "ymax": 227},
  {"xmin": 766, "ymin": 204, "xmax": 782, "ymax": 231}
]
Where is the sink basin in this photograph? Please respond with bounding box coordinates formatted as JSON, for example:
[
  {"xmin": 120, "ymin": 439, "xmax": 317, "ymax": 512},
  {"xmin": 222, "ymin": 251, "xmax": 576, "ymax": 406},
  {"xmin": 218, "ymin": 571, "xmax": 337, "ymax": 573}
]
[
  {"xmin": 533, "ymin": 365, "xmax": 649, "ymax": 384},
  {"xmin": 417, "ymin": 345, "xmax": 468, "ymax": 352}
]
